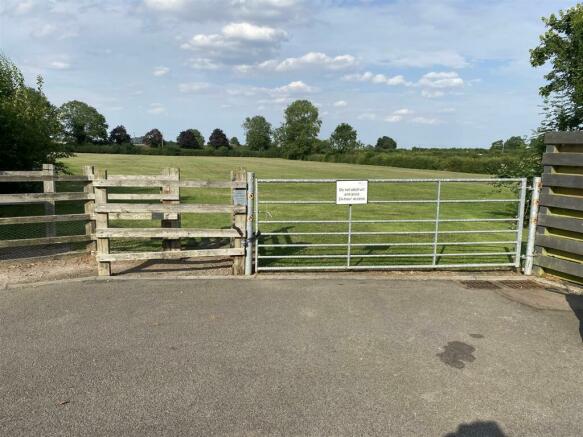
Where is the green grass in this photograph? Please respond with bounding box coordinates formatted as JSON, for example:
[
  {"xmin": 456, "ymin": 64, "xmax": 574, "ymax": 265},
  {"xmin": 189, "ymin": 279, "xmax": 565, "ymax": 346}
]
[{"xmin": 2, "ymin": 153, "xmax": 523, "ymax": 269}]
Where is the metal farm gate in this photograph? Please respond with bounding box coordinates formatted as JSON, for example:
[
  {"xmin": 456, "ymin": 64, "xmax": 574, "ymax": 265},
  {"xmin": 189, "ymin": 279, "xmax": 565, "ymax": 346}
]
[{"xmin": 254, "ymin": 178, "xmax": 527, "ymax": 272}]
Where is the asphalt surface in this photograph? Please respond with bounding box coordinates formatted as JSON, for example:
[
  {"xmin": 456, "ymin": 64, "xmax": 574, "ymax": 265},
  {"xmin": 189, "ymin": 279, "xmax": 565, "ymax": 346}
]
[{"xmin": 1, "ymin": 277, "xmax": 582, "ymax": 436}]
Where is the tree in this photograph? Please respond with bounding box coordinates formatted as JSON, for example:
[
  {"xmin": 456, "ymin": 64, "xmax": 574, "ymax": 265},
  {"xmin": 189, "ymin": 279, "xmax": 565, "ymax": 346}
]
[
  {"xmin": 490, "ymin": 140, "xmax": 504, "ymax": 151},
  {"xmin": 144, "ymin": 128, "xmax": 163, "ymax": 147},
  {"xmin": 275, "ymin": 100, "xmax": 321, "ymax": 159},
  {"xmin": 503, "ymin": 136, "xmax": 526, "ymax": 151},
  {"xmin": 208, "ymin": 128, "xmax": 229, "ymax": 148},
  {"xmin": 109, "ymin": 125, "xmax": 131, "ymax": 145},
  {"xmin": 375, "ymin": 136, "xmax": 397, "ymax": 151},
  {"xmin": 58, "ymin": 100, "xmax": 108, "ymax": 144},
  {"xmin": 0, "ymin": 55, "xmax": 66, "ymax": 171},
  {"xmin": 243, "ymin": 115, "xmax": 272, "ymax": 151},
  {"xmin": 230, "ymin": 136, "xmax": 241, "ymax": 147},
  {"xmin": 191, "ymin": 129, "xmax": 205, "ymax": 148},
  {"xmin": 530, "ymin": 4, "xmax": 583, "ymax": 131},
  {"xmin": 329, "ymin": 123, "xmax": 360, "ymax": 153},
  {"xmin": 177, "ymin": 129, "xmax": 201, "ymax": 148}
]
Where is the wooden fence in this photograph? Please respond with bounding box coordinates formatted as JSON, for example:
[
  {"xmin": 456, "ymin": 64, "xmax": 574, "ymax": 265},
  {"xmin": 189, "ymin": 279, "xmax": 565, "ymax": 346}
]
[
  {"xmin": 0, "ymin": 166, "xmax": 250, "ymax": 276},
  {"xmin": 534, "ymin": 131, "xmax": 583, "ymax": 283}
]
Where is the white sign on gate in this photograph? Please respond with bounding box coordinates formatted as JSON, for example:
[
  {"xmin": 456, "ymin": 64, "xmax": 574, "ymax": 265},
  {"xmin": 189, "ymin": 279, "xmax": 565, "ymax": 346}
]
[{"xmin": 336, "ymin": 180, "xmax": 368, "ymax": 205}]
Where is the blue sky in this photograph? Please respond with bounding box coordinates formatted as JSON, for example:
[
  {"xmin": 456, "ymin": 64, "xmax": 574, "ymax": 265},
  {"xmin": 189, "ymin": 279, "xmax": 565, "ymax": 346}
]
[{"xmin": 0, "ymin": 0, "xmax": 579, "ymax": 147}]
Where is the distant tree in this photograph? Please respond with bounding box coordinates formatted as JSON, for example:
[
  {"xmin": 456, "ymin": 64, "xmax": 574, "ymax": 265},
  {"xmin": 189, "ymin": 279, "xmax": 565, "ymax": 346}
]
[
  {"xmin": 0, "ymin": 55, "xmax": 66, "ymax": 171},
  {"xmin": 530, "ymin": 4, "xmax": 583, "ymax": 131},
  {"xmin": 143, "ymin": 128, "xmax": 163, "ymax": 147},
  {"xmin": 243, "ymin": 115, "xmax": 272, "ymax": 151},
  {"xmin": 329, "ymin": 123, "xmax": 360, "ymax": 153},
  {"xmin": 375, "ymin": 136, "xmax": 397, "ymax": 151},
  {"xmin": 503, "ymin": 136, "xmax": 526, "ymax": 151},
  {"xmin": 208, "ymin": 128, "xmax": 229, "ymax": 148},
  {"xmin": 177, "ymin": 129, "xmax": 201, "ymax": 148},
  {"xmin": 109, "ymin": 125, "xmax": 131, "ymax": 145},
  {"xmin": 58, "ymin": 100, "xmax": 108, "ymax": 144},
  {"xmin": 230, "ymin": 136, "xmax": 241, "ymax": 147},
  {"xmin": 275, "ymin": 100, "xmax": 321, "ymax": 159},
  {"xmin": 490, "ymin": 139, "xmax": 504, "ymax": 151}
]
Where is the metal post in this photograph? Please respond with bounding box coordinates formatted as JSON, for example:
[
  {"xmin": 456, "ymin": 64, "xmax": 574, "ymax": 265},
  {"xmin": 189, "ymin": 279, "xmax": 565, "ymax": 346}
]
[
  {"xmin": 514, "ymin": 178, "xmax": 528, "ymax": 269},
  {"xmin": 245, "ymin": 172, "xmax": 255, "ymax": 276},
  {"xmin": 432, "ymin": 181, "xmax": 442, "ymax": 266},
  {"xmin": 347, "ymin": 204, "xmax": 353, "ymax": 267},
  {"xmin": 524, "ymin": 177, "xmax": 541, "ymax": 275},
  {"xmin": 254, "ymin": 177, "xmax": 259, "ymax": 274}
]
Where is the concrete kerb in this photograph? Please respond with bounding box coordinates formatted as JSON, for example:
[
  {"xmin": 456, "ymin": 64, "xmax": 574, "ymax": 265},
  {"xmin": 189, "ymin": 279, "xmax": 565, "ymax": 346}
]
[{"xmin": 2, "ymin": 271, "xmax": 581, "ymax": 295}]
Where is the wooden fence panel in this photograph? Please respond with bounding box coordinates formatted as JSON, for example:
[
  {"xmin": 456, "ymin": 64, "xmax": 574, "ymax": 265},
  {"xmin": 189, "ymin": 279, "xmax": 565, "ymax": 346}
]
[{"xmin": 534, "ymin": 132, "xmax": 583, "ymax": 284}]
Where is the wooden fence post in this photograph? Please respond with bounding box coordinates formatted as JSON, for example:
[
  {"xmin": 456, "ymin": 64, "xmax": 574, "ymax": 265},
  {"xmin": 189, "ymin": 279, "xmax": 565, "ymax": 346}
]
[
  {"xmin": 161, "ymin": 167, "xmax": 181, "ymax": 251},
  {"xmin": 94, "ymin": 169, "xmax": 111, "ymax": 276},
  {"xmin": 83, "ymin": 166, "xmax": 96, "ymax": 252},
  {"xmin": 231, "ymin": 168, "xmax": 247, "ymax": 275},
  {"xmin": 42, "ymin": 164, "xmax": 56, "ymax": 237}
]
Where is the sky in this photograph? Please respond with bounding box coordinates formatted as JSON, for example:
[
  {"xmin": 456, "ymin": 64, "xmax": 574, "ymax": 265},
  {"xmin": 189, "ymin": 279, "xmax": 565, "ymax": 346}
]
[{"xmin": 0, "ymin": 0, "xmax": 580, "ymax": 148}]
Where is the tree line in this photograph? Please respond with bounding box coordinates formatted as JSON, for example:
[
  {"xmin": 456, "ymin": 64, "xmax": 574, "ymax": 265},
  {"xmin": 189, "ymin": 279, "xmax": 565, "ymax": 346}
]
[{"xmin": 56, "ymin": 98, "xmax": 400, "ymax": 157}]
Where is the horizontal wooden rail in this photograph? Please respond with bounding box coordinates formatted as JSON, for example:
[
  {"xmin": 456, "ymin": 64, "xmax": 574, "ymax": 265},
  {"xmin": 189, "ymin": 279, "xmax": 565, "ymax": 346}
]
[
  {"xmin": 0, "ymin": 213, "xmax": 91, "ymax": 225},
  {"xmin": 0, "ymin": 170, "xmax": 43, "ymax": 176},
  {"xmin": 542, "ymin": 174, "xmax": 583, "ymax": 189},
  {"xmin": 536, "ymin": 234, "xmax": 583, "ymax": 256},
  {"xmin": 95, "ymin": 203, "xmax": 244, "ymax": 214},
  {"xmin": 107, "ymin": 193, "xmax": 179, "ymax": 201},
  {"xmin": 96, "ymin": 228, "xmax": 241, "ymax": 238},
  {"xmin": 97, "ymin": 248, "xmax": 243, "ymax": 262},
  {"xmin": 544, "ymin": 131, "xmax": 583, "ymax": 145},
  {"xmin": 0, "ymin": 192, "xmax": 94, "ymax": 204},
  {"xmin": 542, "ymin": 153, "xmax": 583, "ymax": 167},
  {"xmin": 538, "ymin": 214, "xmax": 583, "ymax": 234},
  {"xmin": 540, "ymin": 192, "xmax": 583, "ymax": 212},
  {"xmin": 536, "ymin": 255, "xmax": 583, "ymax": 278},
  {"xmin": 0, "ymin": 175, "xmax": 90, "ymax": 182},
  {"xmin": 0, "ymin": 234, "xmax": 92, "ymax": 249},
  {"xmin": 93, "ymin": 179, "xmax": 245, "ymax": 189}
]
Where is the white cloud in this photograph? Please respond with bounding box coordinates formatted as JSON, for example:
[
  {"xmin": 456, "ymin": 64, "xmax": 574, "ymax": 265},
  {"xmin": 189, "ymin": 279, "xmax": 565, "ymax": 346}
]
[
  {"xmin": 421, "ymin": 89, "xmax": 445, "ymax": 98},
  {"xmin": 242, "ymin": 52, "xmax": 357, "ymax": 72},
  {"xmin": 189, "ymin": 58, "xmax": 219, "ymax": 70},
  {"xmin": 178, "ymin": 82, "xmax": 211, "ymax": 93},
  {"xmin": 274, "ymin": 80, "xmax": 315, "ymax": 94},
  {"xmin": 181, "ymin": 22, "xmax": 287, "ymax": 64},
  {"xmin": 393, "ymin": 108, "xmax": 414, "ymax": 115},
  {"xmin": 343, "ymin": 71, "xmax": 410, "ymax": 86},
  {"xmin": 418, "ymin": 71, "xmax": 464, "ymax": 88},
  {"xmin": 147, "ymin": 103, "xmax": 166, "ymax": 114},
  {"xmin": 222, "ymin": 22, "xmax": 287, "ymax": 42},
  {"xmin": 333, "ymin": 100, "xmax": 348, "ymax": 107},
  {"xmin": 144, "ymin": 0, "xmax": 186, "ymax": 11},
  {"xmin": 48, "ymin": 61, "xmax": 70, "ymax": 70},
  {"xmin": 384, "ymin": 115, "xmax": 403, "ymax": 123},
  {"xmin": 153, "ymin": 66, "xmax": 170, "ymax": 76},
  {"xmin": 412, "ymin": 116, "xmax": 440, "ymax": 125}
]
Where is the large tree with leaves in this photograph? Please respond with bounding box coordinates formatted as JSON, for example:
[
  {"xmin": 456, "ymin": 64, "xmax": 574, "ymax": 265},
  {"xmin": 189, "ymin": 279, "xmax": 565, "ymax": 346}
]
[
  {"xmin": 243, "ymin": 115, "xmax": 272, "ymax": 151},
  {"xmin": 109, "ymin": 125, "xmax": 131, "ymax": 144},
  {"xmin": 275, "ymin": 100, "xmax": 321, "ymax": 159},
  {"xmin": 375, "ymin": 136, "xmax": 397, "ymax": 151},
  {"xmin": 530, "ymin": 4, "xmax": 583, "ymax": 131},
  {"xmin": 209, "ymin": 128, "xmax": 230, "ymax": 148},
  {"xmin": 58, "ymin": 100, "xmax": 108, "ymax": 144},
  {"xmin": 329, "ymin": 123, "xmax": 360, "ymax": 153},
  {"xmin": 0, "ymin": 55, "xmax": 66, "ymax": 171},
  {"xmin": 143, "ymin": 128, "xmax": 164, "ymax": 147},
  {"xmin": 177, "ymin": 129, "xmax": 201, "ymax": 148}
]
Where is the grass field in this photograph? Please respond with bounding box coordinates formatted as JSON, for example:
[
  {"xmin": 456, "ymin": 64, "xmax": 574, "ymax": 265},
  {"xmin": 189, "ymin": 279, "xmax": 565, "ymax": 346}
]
[{"xmin": 2, "ymin": 153, "xmax": 524, "ymax": 269}]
